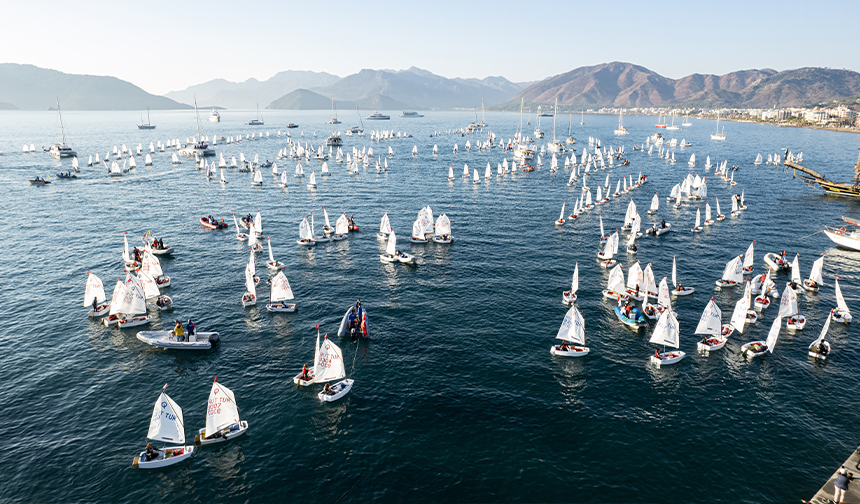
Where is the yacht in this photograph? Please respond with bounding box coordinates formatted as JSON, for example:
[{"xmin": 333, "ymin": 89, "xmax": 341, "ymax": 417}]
[
  {"xmin": 365, "ymin": 112, "xmax": 390, "ymax": 120},
  {"xmin": 179, "ymin": 98, "xmax": 215, "ymax": 157},
  {"xmin": 49, "ymin": 99, "xmax": 76, "ymax": 159},
  {"xmin": 325, "ymin": 133, "xmax": 343, "ymax": 146},
  {"xmin": 285, "ymin": 123, "xmax": 298, "ymax": 129},
  {"xmin": 613, "ymin": 109, "xmax": 629, "ymax": 135},
  {"xmin": 138, "ymin": 107, "xmax": 156, "ymax": 130},
  {"xmin": 400, "ymin": 111, "xmax": 423, "ymax": 118},
  {"xmin": 208, "ymin": 108, "xmax": 220, "ymax": 123},
  {"xmin": 247, "ymin": 104, "xmax": 264, "ymax": 125},
  {"xmin": 710, "ymin": 113, "xmax": 727, "ymax": 141},
  {"xmin": 329, "ymin": 98, "xmax": 341, "ymax": 124}
]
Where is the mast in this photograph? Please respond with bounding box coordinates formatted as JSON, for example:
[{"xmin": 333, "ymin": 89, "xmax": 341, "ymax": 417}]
[
  {"xmin": 194, "ymin": 96, "xmax": 202, "ymax": 142},
  {"xmin": 518, "ymin": 98, "xmax": 524, "ymax": 137},
  {"xmin": 56, "ymin": 97, "xmax": 66, "ymax": 145},
  {"xmin": 552, "ymin": 98, "xmax": 558, "ymax": 142}
]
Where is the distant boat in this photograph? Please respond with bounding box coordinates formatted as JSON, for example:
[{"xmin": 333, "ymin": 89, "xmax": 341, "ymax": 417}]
[
  {"xmin": 365, "ymin": 112, "xmax": 390, "ymax": 120},
  {"xmin": 48, "ymin": 98, "xmax": 76, "ymax": 159},
  {"xmin": 285, "ymin": 122, "xmax": 298, "ymax": 129},
  {"xmin": 247, "ymin": 104, "xmax": 264, "ymax": 126},
  {"xmin": 138, "ymin": 107, "xmax": 156, "ymax": 130},
  {"xmin": 711, "ymin": 113, "xmax": 726, "ymax": 141},
  {"xmin": 348, "ymin": 106, "xmax": 365, "ymax": 133},
  {"xmin": 613, "ymin": 109, "xmax": 629, "ymax": 135},
  {"xmin": 682, "ymin": 114, "xmax": 692, "ymax": 127},
  {"xmin": 208, "ymin": 108, "xmax": 220, "ymax": 122},
  {"xmin": 178, "ymin": 97, "xmax": 214, "ymax": 157},
  {"xmin": 400, "ymin": 111, "xmax": 423, "ymax": 118},
  {"xmin": 328, "ymin": 99, "xmax": 341, "ymax": 124}
]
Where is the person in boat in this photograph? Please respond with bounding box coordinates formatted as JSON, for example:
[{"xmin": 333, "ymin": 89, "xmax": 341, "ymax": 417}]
[
  {"xmin": 144, "ymin": 443, "xmax": 161, "ymax": 462},
  {"xmin": 92, "ymin": 297, "xmax": 99, "ymax": 313},
  {"xmin": 655, "ymin": 349, "xmax": 660, "ymax": 359},
  {"xmin": 634, "ymin": 285, "xmax": 640, "ymax": 298},
  {"xmin": 559, "ymin": 341, "xmax": 570, "ymax": 352},
  {"xmin": 629, "ymin": 243, "xmax": 637, "ymax": 252},
  {"xmin": 173, "ymin": 320, "xmax": 185, "ymax": 341},
  {"xmin": 185, "ymin": 319, "xmax": 195, "ymax": 337},
  {"xmin": 347, "ymin": 308, "xmax": 358, "ymax": 335},
  {"xmin": 676, "ymin": 283, "xmax": 684, "ymax": 292},
  {"xmin": 323, "ymin": 383, "xmax": 332, "ymax": 395},
  {"xmin": 300, "ymin": 364, "xmax": 311, "ymax": 381},
  {"xmin": 661, "ymin": 219, "xmax": 667, "ymax": 229},
  {"xmin": 816, "ymin": 341, "xmax": 829, "ymax": 355},
  {"xmin": 355, "ymin": 299, "xmax": 363, "ymax": 320}
]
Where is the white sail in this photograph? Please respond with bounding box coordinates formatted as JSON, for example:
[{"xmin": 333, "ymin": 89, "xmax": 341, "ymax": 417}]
[
  {"xmin": 742, "ymin": 242, "xmax": 755, "ymax": 269},
  {"xmin": 611, "ymin": 231, "xmax": 619, "ymax": 254},
  {"xmin": 716, "ymin": 197, "xmax": 722, "ymax": 216},
  {"xmin": 463, "ymin": 163, "xmax": 469, "ymax": 177},
  {"xmin": 122, "ymin": 234, "xmax": 132, "ymax": 263},
  {"xmin": 672, "ymin": 255, "xmax": 678, "ymax": 288},
  {"xmin": 694, "ymin": 207, "xmax": 701, "ymax": 228},
  {"xmin": 811, "ymin": 313, "xmax": 832, "ymax": 349},
  {"xmin": 148, "ymin": 388, "xmax": 185, "ymax": 444},
  {"xmin": 244, "ymin": 262, "xmax": 256, "ymax": 296},
  {"xmin": 473, "ymin": 169, "xmax": 480, "ymax": 182},
  {"xmin": 379, "ymin": 213, "xmax": 390, "ymax": 235},
  {"xmin": 790, "ymin": 254, "xmax": 801, "ymax": 284},
  {"xmin": 108, "ymin": 280, "xmax": 126, "ymax": 316},
  {"xmin": 721, "ymin": 256, "xmax": 743, "ymax": 283},
  {"xmin": 558, "ymin": 202, "xmax": 566, "ymax": 221},
  {"xmin": 607, "ymin": 263, "xmax": 625, "ymax": 293},
  {"xmin": 299, "ymin": 217, "xmax": 313, "ymax": 240},
  {"xmin": 141, "ymin": 250, "xmax": 163, "ymax": 277},
  {"xmin": 695, "ymin": 298, "xmax": 722, "ymax": 336},
  {"xmin": 556, "ymin": 305, "xmax": 585, "ymax": 345},
  {"xmin": 448, "ymin": 166, "xmax": 454, "ymax": 179},
  {"xmin": 649, "ymin": 309, "xmax": 680, "ymax": 349},
  {"xmin": 335, "ymin": 214, "xmax": 349, "ymax": 235},
  {"xmin": 435, "ymin": 214, "xmax": 451, "ymax": 236},
  {"xmin": 624, "ymin": 200, "xmax": 637, "ymax": 226},
  {"xmin": 270, "ymin": 271, "xmax": 294, "ymax": 302},
  {"xmin": 386, "ymin": 230, "xmax": 397, "ymax": 255},
  {"xmin": 412, "ymin": 220, "xmax": 424, "ymax": 240},
  {"xmin": 253, "ymin": 170, "xmax": 263, "ymax": 184},
  {"xmin": 779, "ymin": 285, "xmax": 798, "ymax": 317},
  {"xmin": 308, "ymin": 171, "xmax": 317, "ymax": 186},
  {"xmin": 730, "ymin": 286, "xmax": 749, "ymax": 333},
  {"xmin": 321, "ymin": 161, "xmax": 329, "ymax": 174},
  {"xmin": 705, "ymin": 202, "xmax": 712, "ymax": 222},
  {"xmin": 658, "ymin": 277, "xmax": 672, "ymax": 310},
  {"xmin": 643, "ymin": 264, "xmax": 657, "ymax": 296},
  {"xmin": 765, "ymin": 314, "xmax": 783, "ymax": 353},
  {"xmin": 206, "ymin": 380, "xmax": 240, "ymax": 435},
  {"xmin": 836, "ymin": 278, "xmax": 850, "ymax": 315},
  {"xmin": 808, "ymin": 256, "xmax": 824, "ymax": 285},
  {"xmin": 599, "ymin": 215, "xmax": 605, "ymax": 238},
  {"xmin": 121, "ymin": 273, "xmax": 147, "ymax": 315},
  {"xmin": 627, "ymin": 262, "xmax": 644, "ymax": 291},
  {"xmin": 650, "ymin": 193, "xmax": 659, "ymax": 212},
  {"xmin": 267, "ymin": 238, "xmax": 276, "ymax": 263},
  {"xmin": 570, "ymin": 264, "xmax": 579, "ymax": 294},
  {"xmin": 314, "ymin": 337, "xmax": 346, "ymax": 383},
  {"xmin": 295, "ymin": 163, "xmax": 304, "ymax": 176},
  {"xmin": 138, "ymin": 272, "xmax": 160, "ymax": 300},
  {"xmin": 84, "ymin": 273, "xmax": 106, "ymax": 306}
]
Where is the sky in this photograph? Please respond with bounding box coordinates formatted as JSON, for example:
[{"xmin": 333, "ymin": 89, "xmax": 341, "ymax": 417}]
[{"xmin": 3, "ymin": 0, "xmax": 859, "ymax": 95}]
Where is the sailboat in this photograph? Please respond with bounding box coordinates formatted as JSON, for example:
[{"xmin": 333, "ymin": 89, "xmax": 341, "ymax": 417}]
[
  {"xmin": 333, "ymin": 213, "xmax": 349, "ymax": 241},
  {"xmin": 672, "ymin": 255, "xmax": 695, "ymax": 295},
  {"xmin": 649, "ymin": 309, "xmax": 685, "ymax": 366},
  {"xmin": 133, "ymin": 384, "xmax": 194, "ymax": 469},
  {"xmin": 695, "ymin": 297, "xmax": 727, "ymax": 351},
  {"xmin": 602, "ymin": 263, "xmax": 630, "ymax": 302},
  {"xmin": 715, "ymin": 197, "xmax": 726, "ymax": 221},
  {"xmin": 294, "ymin": 163, "xmax": 304, "ymax": 178},
  {"xmin": 741, "ymin": 313, "xmax": 782, "ymax": 358},
  {"xmin": 691, "ymin": 207, "xmax": 703, "ymax": 233},
  {"xmin": 703, "ymin": 202, "xmax": 714, "ymax": 226},
  {"xmin": 781, "ymin": 284, "xmax": 806, "ymax": 330},
  {"xmin": 377, "ymin": 213, "xmax": 391, "ymax": 240},
  {"xmin": 48, "ymin": 98, "xmax": 76, "ymax": 158},
  {"xmin": 648, "ymin": 193, "xmax": 659, "ymax": 214},
  {"xmin": 562, "ymin": 263, "xmax": 579, "ymax": 305},
  {"xmin": 84, "ymin": 272, "xmax": 110, "ymax": 317},
  {"xmin": 410, "ymin": 219, "xmax": 428, "ymax": 243},
  {"xmin": 297, "ymin": 216, "xmax": 317, "ymax": 246},
  {"xmin": 266, "ymin": 238, "xmax": 283, "ymax": 270},
  {"xmin": 105, "ymin": 274, "xmax": 150, "ymax": 328},
  {"xmin": 294, "ymin": 324, "xmax": 346, "ymax": 387},
  {"xmin": 643, "ymin": 276, "xmax": 673, "ymax": 320},
  {"xmin": 716, "ymin": 255, "xmax": 744, "ymax": 288},
  {"xmin": 831, "ymin": 278, "xmax": 852, "ymax": 323},
  {"xmin": 549, "ymin": 305, "xmax": 589, "ymax": 357},
  {"xmin": 613, "ymin": 109, "xmax": 629, "ymax": 135},
  {"xmin": 786, "ymin": 254, "xmax": 803, "ymax": 295},
  {"xmin": 247, "ymin": 104, "xmax": 264, "ymax": 125},
  {"xmin": 380, "ymin": 230, "xmax": 398, "ymax": 263},
  {"xmin": 266, "ymin": 271, "xmax": 296, "ymax": 312},
  {"xmin": 194, "ymin": 378, "xmax": 248, "ymax": 445},
  {"xmin": 232, "ymin": 213, "xmax": 248, "ymax": 241},
  {"xmin": 138, "ymin": 107, "xmax": 156, "ymax": 130},
  {"xmin": 433, "ymin": 214, "xmax": 453, "ymax": 243},
  {"xmin": 597, "ymin": 231, "xmax": 618, "ymax": 268},
  {"xmin": 448, "ymin": 166, "xmax": 455, "ymax": 181},
  {"xmin": 328, "ymin": 98, "xmax": 341, "ymax": 124},
  {"xmin": 252, "ymin": 169, "xmax": 263, "ymax": 186},
  {"xmin": 710, "ymin": 113, "xmax": 726, "ymax": 141},
  {"xmin": 307, "ymin": 171, "xmax": 317, "ymax": 190},
  {"xmin": 808, "ymin": 314, "xmax": 832, "ymax": 359},
  {"xmin": 723, "ymin": 281, "xmax": 752, "ymax": 339},
  {"xmin": 742, "ymin": 241, "xmax": 755, "ymax": 273},
  {"xmin": 241, "ymin": 258, "xmax": 257, "ymax": 307},
  {"xmin": 555, "ymin": 202, "xmax": 566, "ymax": 226},
  {"xmin": 473, "ymin": 169, "xmax": 480, "ymax": 184}
]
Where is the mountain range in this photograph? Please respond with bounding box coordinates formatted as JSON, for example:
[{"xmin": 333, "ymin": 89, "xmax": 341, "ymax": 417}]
[
  {"xmin": 499, "ymin": 62, "xmax": 860, "ymax": 110},
  {"xmin": 0, "ymin": 64, "xmax": 188, "ymax": 110}
]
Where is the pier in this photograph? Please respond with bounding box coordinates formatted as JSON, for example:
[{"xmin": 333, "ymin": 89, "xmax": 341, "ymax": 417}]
[{"xmin": 807, "ymin": 446, "xmax": 860, "ymax": 503}]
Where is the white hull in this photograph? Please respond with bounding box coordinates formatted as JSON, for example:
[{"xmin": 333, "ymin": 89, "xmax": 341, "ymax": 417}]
[
  {"xmin": 808, "ymin": 341, "xmax": 831, "ymax": 360},
  {"xmin": 196, "ymin": 421, "xmax": 249, "ymax": 445},
  {"xmin": 672, "ymin": 287, "xmax": 695, "ymax": 296},
  {"xmin": 319, "ymin": 379, "xmax": 354, "ymax": 402},
  {"xmin": 741, "ymin": 341, "xmax": 769, "ymax": 358},
  {"xmin": 824, "ymin": 229, "xmax": 860, "ymax": 251},
  {"xmin": 697, "ymin": 337, "xmax": 727, "ymax": 352},
  {"xmin": 786, "ymin": 315, "xmax": 806, "ymax": 330},
  {"xmin": 88, "ymin": 303, "xmax": 111, "ymax": 317},
  {"xmin": 136, "ymin": 331, "xmax": 218, "ymax": 350},
  {"xmin": 650, "ymin": 351, "xmax": 686, "ymax": 366},
  {"xmin": 550, "ymin": 345, "xmax": 590, "ymax": 357},
  {"xmin": 135, "ymin": 446, "xmax": 194, "ymax": 469},
  {"xmin": 106, "ymin": 315, "xmax": 152, "ymax": 328},
  {"xmin": 266, "ymin": 303, "xmax": 296, "ymax": 313}
]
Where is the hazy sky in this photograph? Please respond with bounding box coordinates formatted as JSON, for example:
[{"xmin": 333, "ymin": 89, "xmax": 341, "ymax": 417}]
[{"xmin": 3, "ymin": 0, "xmax": 858, "ymax": 95}]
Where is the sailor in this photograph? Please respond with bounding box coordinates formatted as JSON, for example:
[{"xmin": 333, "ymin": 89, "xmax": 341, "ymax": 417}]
[
  {"xmin": 559, "ymin": 341, "xmax": 570, "ymax": 352},
  {"xmin": 144, "ymin": 443, "xmax": 161, "ymax": 462},
  {"xmin": 300, "ymin": 364, "xmax": 311, "ymax": 381},
  {"xmin": 661, "ymin": 219, "xmax": 667, "ymax": 229},
  {"xmin": 347, "ymin": 308, "xmax": 358, "ymax": 333},
  {"xmin": 185, "ymin": 319, "xmax": 195, "ymax": 337},
  {"xmin": 173, "ymin": 320, "xmax": 185, "ymax": 341}
]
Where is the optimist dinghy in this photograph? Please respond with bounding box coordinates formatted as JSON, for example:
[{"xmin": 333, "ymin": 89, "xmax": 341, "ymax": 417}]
[
  {"xmin": 671, "ymin": 255, "xmax": 695, "ymax": 295},
  {"xmin": 780, "ymin": 285, "xmax": 805, "ymax": 330},
  {"xmin": 723, "ymin": 282, "xmax": 752, "ymax": 338},
  {"xmin": 562, "ymin": 263, "xmax": 579, "ymax": 305},
  {"xmin": 741, "ymin": 314, "xmax": 782, "ymax": 359},
  {"xmin": 803, "ymin": 255, "xmax": 824, "ymax": 292},
  {"xmin": 555, "ymin": 201, "xmax": 566, "ymax": 226},
  {"xmin": 602, "ymin": 263, "xmax": 630, "ymax": 302},
  {"xmin": 105, "ymin": 274, "xmax": 151, "ymax": 328},
  {"xmin": 377, "ymin": 213, "xmax": 391, "ymax": 240},
  {"xmin": 831, "ymin": 277, "xmax": 852, "ymax": 323},
  {"xmin": 266, "ymin": 271, "xmax": 296, "ymax": 312},
  {"xmin": 786, "ymin": 254, "xmax": 803, "ymax": 295},
  {"xmin": 615, "ymin": 304, "xmax": 647, "ymax": 329},
  {"xmin": 410, "ymin": 220, "xmax": 429, "ymax": 244},
  {"xmin": 695, "ymin": 297, "xmax": 727, "ymax": 352},
  {"xmin": 136, "ymin": 330, "xmax": 219, "ymax": 350},
  {"xmin": 715, "ymin": 255, "xmax": 743, "ymax": 288},
  {"xmin": 241, "ymin": 261, "xmax": 257, "ymax": 307},
  {"xmin": 598, "ymin": 231, "xmax": 619, "ymax": 268},
  {"xmin": 433, "ymin": 214, "xmax": 453, "ymax": 243},
  {"xmin": 266, "ymin": 238, "xmax": 283, "ymax": 270},
  {"xmin": 195, "ymin": 378, "xmax": 248, "ymax": 445},
  {"xmin": 132, "ymin": 384, "xmax": 194, "ymax": 469},
  {"xmin": 231, "ymin": 214, "xmax": 247, "ymax": 240},
  {"xmin": 550, "ymin": 305, "xmax": 589, "ymax": 357},
  {"xmin": 808, "ymin": 315, "xmax": 832, "ymax": 360},
  {"xmin": 643, "ymin": 277, "xmax": 675, "ymax": 320},
  {"xmin": 319, "ymin": 378, "xmax": 354, "ymax": 403},
  {"xmin": 296, "ymin": 217, "xmax": 316, "ymax": 246},
  {"xmin": 84, "ymin": 272, "xmax": 110, "ymax": 317},
  {"xmin": 691, "ymin": 207, "xmax": 703, "ymax": 233},
  {"xmin": 648, "ymin": 193, "xmax": 659, "ymax": 214},
  {"xmin": 649, "ymin": 309, "xmax": 685, "ymax": 366}
]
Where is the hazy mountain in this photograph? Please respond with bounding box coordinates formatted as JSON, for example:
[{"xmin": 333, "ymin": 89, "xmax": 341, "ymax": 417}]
[
  {"xmin": 0, "ymin": 64, "xmax": 188, "ymax": 110},
  {"xmin": 0, "ymin": 101, "xmax": 17, "ymax": 110},
  {"xmin": 497, "ymin": 62, "xmax": 860, "ymax": 109},
  {"xmin": 268, "ymin": 89, "xmax": 356, "ymax": 110},
  {"xmin": 304, "ymin": 67, "xmax": 529, "ymax": 109},
  {"xmin": 354, "ymin": 94, "xmax": 412, "ymax": 111},
  {"xmin": 165, "ymin": 70, "xmax": 341, "ymax": 109}
]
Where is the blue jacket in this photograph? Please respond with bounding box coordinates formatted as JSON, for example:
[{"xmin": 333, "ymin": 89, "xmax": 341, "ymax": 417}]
[{"xmin": 835, "ymin": 473, "xmax": 850, "ymax": 491}]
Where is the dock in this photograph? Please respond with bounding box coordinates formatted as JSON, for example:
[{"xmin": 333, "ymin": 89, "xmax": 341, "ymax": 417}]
[{"xmin": 807, "ymin": 446, "xmax": 860, "ymax": 504}]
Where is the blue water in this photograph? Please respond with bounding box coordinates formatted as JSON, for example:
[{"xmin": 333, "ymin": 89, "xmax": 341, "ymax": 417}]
[{"xmin": 1, "ymin": 109, "xmax": 858, "ymax": 503}]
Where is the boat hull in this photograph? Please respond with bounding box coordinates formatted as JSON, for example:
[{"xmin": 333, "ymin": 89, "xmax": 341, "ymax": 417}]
[
  {"xmin": 550, "ymin": 345, "xmax": 590, "ymax": 357},
  {"xmin": 741, "ymin": 341, "xmax": 768, "ymax": 358},
  {"xmin": 134, "ymin": 446, "xmax": 194, "ymax": 469},
  {"xmin": 824, "ymin": 229, "xmax": 860, "ymax": 251},
  {"xmin": 697, "ymin": 337, "xmax": 727, "ymax": 352},
  {"xmin": 266, "ymin": 303, "xmax": 296, "ymax": 313},
  {"xmin": 196, "ymin": 421, "xmax": 248, "ymax": 445},
  {"xmin": 136, "ymin": 331, "xmax": 218, "ymax": 349},
  {"xmin": 319, "ymin": 379, "xmax": 354, "ymax": 402},
  {"xmin": 650, "ymin": 351, "xmax": 686, "ymax": 366}
]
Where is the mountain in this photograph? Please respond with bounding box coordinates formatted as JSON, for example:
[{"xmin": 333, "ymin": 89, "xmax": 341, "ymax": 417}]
[
  {"xmin": 165, "ymin": 70, "xmax": 341, "ymax": 109},
  {"xmin": 0, "ymin": 64, "xmax": 188, "ymax": 110},
  {"xmin": 299, "ymin": 67, "xmax": 530, "ymax": 110},
  {"xmin": 498, "ymin": 62, "xmax": 860, "ymax": 109},
  {"xmin": 268, "ymin": 89, "xmax": 355, "ymax": 110}
]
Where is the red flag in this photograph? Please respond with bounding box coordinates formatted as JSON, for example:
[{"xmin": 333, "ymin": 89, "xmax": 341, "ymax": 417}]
[{"xmin": 361, "ymin": 313, "xmax": 367, "ymax": 336}]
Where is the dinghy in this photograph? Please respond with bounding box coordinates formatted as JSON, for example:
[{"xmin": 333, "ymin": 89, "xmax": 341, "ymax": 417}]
[
  {"xmin": 780, "ymin": 285, "xmax": 805, "ymax": 330},
  {"xmin": 133, "ymin": 384, "xmax": 194, "ymax": 469},
  {"xmin": 647, "ymin": 193, "xmax": 659, "ymax": 215},
  {"xmin": 602, "ymin": 263, "xmax": 630, "ymax": 303},
  {"xmin": 562, "ymin": 263, "xmax": 579, "ymax": 305},
  {"xmin": 84, "ymin": 272, "xmax": 110, "ymax": 317},
  {"xmin": 625, "ymin": 262, "xmax": 646, "ymax": 301},
  {"xmin": 550, "ymin": 305, "xmax": 589, "ymax": 357},
  {"xmin": 241, "ymin": 258, "xmax": 257, "ymax": 307},
  {"xmin": 448, "ymin": 166, "xmax": 455, "ymax": 181},
  {"xmin": 333, "ymin": 213, "xmax": 349, "ymax": 241},
  {"xmin": 786, "ymin": 254, "xmax": 803, "ymax": 295},
  {"xmin": 808, "ymin": 315, "xmax": 832, "ymax": 360},
  {"xmin": 138, "ymin": 271, "xmax": 172, "ymax": 313},
  {"xmin": 555, "ymin": 202, "xmax": 566, "ymax": 226},
  {"xmin": 671, "ymin": 255, "xmax": 695, "ymax": 295},
  {"xmin": 252, "ymin": 169, "xmax": 263, "ymax": 186},
  {"xmin": 266, "ymin": 271, "xmax": 296, "ymax": 312},
  {"xmin": 141, "ymin": 250, "xmax": 170, "ymax": 288},
  {"xmin": 649, "ymin": 309, "xmax": 685, "ymax": 366},
  {"xmin": 754, "ymin": 270, "xmax": 776, "ymax": 310},
  {"xmin": 194, "ymin": 378, "xmax": 248, "ymax": 445},
  {"xmin": 831, "ymin": 277, "xmax": 852, "ymax": 323},
  {"xmin": 296, "ymin": 217, "xmax": 316, "ymax": 246},
  {"xmin": 136, "ymin": 329, "xmax": 219, "ymax": 350},
  {"xmin": 763, "ymin": 251, "xmax": 789, "ymax": 272},
  {"xmin": 741, "ymin": 314, "xmax": 782, "ymax": 358},
  {"xmin": 232, "ymin": 214, "xmax": 248, "ymax": 241},
  {"xmin": 410, "ymin": 219, "xmax": 428, "ymax": 243},
  {"xmin": 266, "ymin": 238, "xmax": 283, "ymax": 270},
  {"xmin": 715, "ymin": 255, "xmax": 743, "ymax": 288},
  {"xmin": 803, "ymin": 255, "xmax": 824, "ymax": 292},
  {"xmin": 380, "ymin": 230, "xmax": 399, "ymax": 263},
  {"xmin": 597, "ymin": 231, "xmax": 618, "ymax": 268},
  {"xmin": 715, "ymin": 197, "xmax": 725, "ymax": 221},
  {"xmin": 643, "ymin": 277, "xmax": 674, "ymax": 320},
  {"xmin": 614, "ymin": 303, "xmax": 647, "ymax": 329},
  {"xmin": 723, "ymin": 282, "xmax": 752, "ymax": 338},
  {"xmin": 433, "ymin": 214, "xmax": 453, "ymax": 243},
  {"xmin": 295, "ymin": 163, "xmax": 304, "ymax": 178},
  {"xmin": 105, "ymin": 274, "xmax": 151, "ymax": 328},
  {"xmin": 695, "ymin": 297, "xmax": 727, "ymax": 352},
  {"xmin": 319, "ymin": 377, "xmax": 354, "ymax": 403},
  {"xmin": 377, "ymin": 213, "xmax": 391, "ymax": 240},
  {"xmin": 742, "ymin": 241, "xmax": 755, "ymax": 273},
  {"xmin": 200, "ymin": 216, "xmax": 227, "ymax": 229},
  {"xmin": 307, "ymin": 170, "xmax": 317, "ymax": 190},
  {"xmin": 703, "ymin": 202, "xmax": 714, "ymax": 226},
  {"xmin": 691, "ymin": 207, "xmax": 703, "ymax": 233}
]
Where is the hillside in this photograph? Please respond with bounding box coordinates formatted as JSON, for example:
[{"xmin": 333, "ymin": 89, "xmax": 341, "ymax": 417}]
[
  {"xmin": 497, "ymin": 62, "xmax": 860, "ymax": 109},
  {"xmin": 165, "ymin": 70, "xmax": 341, "ymax": 109},
  {"xmin": 0, "ymin": 64, "xmax": 188, "ymax": 110}
]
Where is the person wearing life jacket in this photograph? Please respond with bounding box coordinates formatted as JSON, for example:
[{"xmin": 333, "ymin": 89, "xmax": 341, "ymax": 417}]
[
  {"xmin": 559, "ymin": 341, "xmax": 570, "ymax": 352},
  {"xmin": 173, "ymin": 320, "xmax": 185, "ymax": 340},
  {"xmin": 144, "ymin": 443, "xmax": 161, "ymax": 462},
  {"xmin": 300, "ymin": 364, "xmax": 311, "ymax": 381}
]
